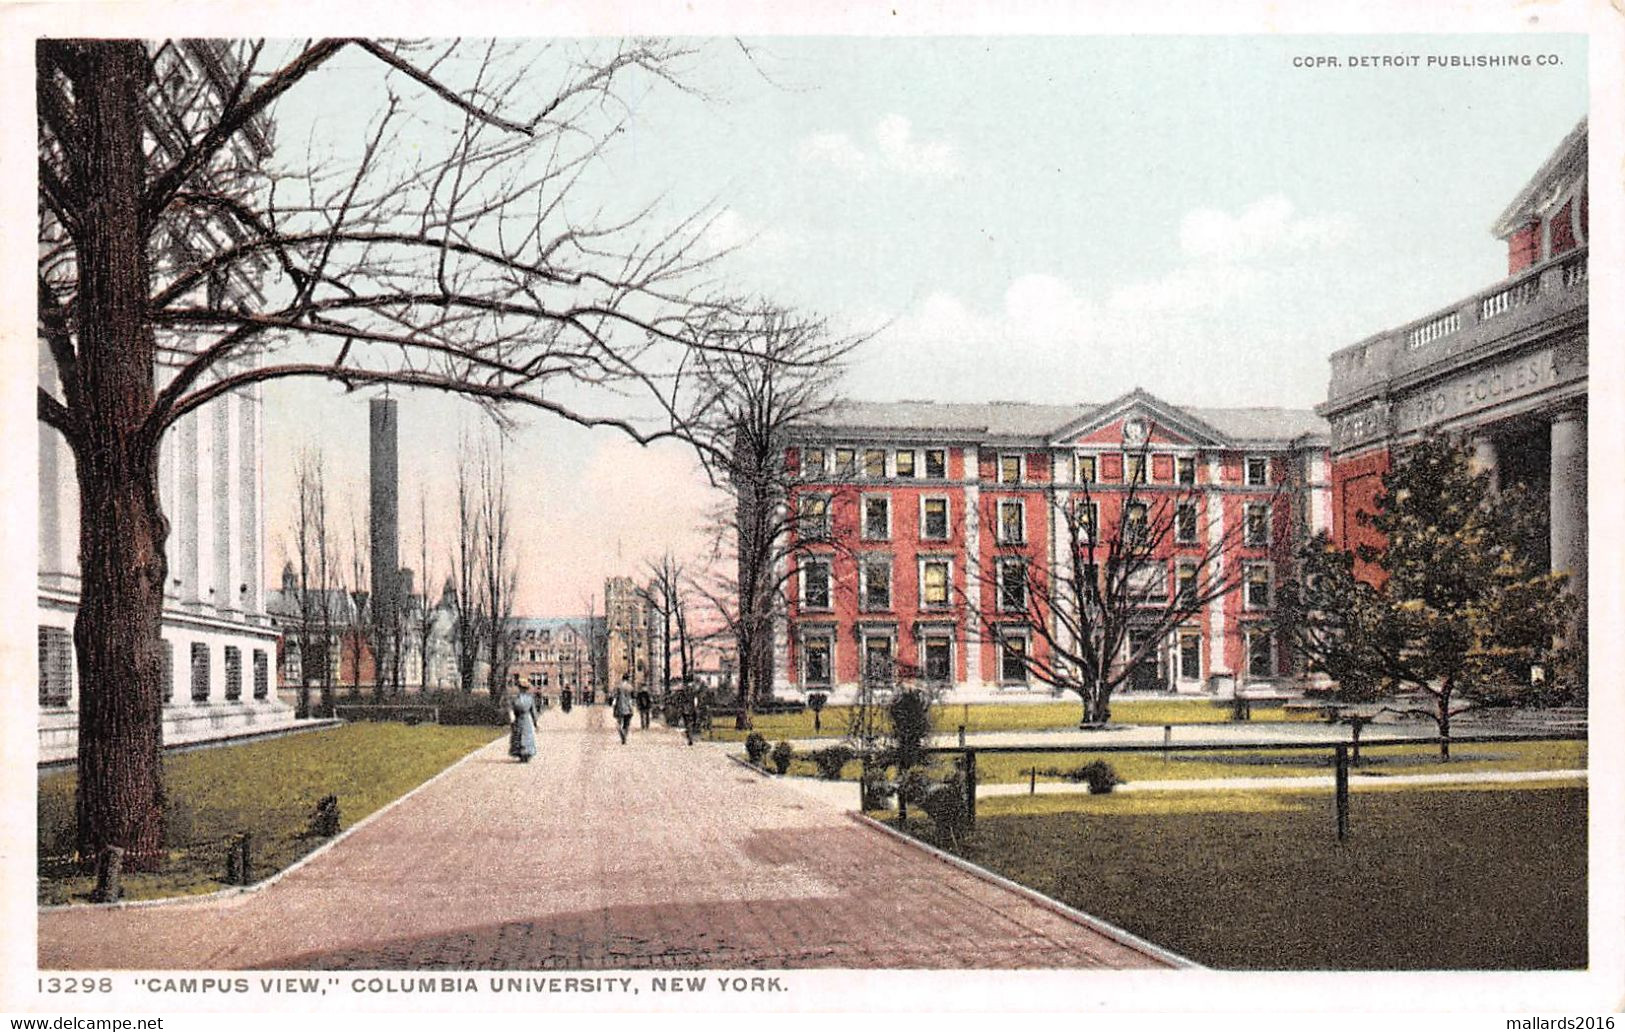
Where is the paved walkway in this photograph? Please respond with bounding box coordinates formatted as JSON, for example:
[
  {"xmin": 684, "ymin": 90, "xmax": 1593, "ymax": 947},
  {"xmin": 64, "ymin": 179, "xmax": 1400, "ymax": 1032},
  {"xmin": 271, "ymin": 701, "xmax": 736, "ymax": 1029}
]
[{"xmin": 38, "ymin": 705, "xmax": 1174, "ymax": 971}]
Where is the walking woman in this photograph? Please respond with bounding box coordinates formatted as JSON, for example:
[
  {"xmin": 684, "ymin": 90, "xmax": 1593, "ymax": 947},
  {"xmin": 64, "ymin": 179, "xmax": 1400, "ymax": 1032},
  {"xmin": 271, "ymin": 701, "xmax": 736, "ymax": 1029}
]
[{"xmin": 509, "ymin": 684, "xmax": 539, "ymax": 763}]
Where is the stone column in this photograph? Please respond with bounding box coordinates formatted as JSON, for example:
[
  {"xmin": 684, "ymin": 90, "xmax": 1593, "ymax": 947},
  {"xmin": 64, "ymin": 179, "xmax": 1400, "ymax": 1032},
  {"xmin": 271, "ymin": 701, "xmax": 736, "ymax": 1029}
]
[
  {"xmin": 1469, "ymin": 434, "xmax": 1499, "ymax": 492},
  {"xmin": 1549, "ymin": 407, "xmax": 1586, "ymax": 628}
]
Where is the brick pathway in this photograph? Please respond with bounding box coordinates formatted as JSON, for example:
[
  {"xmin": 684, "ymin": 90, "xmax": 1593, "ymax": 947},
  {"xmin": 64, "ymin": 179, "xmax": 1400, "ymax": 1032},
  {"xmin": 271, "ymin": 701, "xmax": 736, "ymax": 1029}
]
[{"xmin": 37, "ymin": 705, "xmax": 1175, "ymax": 970}]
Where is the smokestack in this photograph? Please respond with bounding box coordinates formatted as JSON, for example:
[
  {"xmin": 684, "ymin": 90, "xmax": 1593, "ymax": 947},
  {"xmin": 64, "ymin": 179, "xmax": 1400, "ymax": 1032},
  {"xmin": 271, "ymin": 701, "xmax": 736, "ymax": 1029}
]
[{"xmin": 369, "ymin": 397, "xmax": 400, "ymax": 629}]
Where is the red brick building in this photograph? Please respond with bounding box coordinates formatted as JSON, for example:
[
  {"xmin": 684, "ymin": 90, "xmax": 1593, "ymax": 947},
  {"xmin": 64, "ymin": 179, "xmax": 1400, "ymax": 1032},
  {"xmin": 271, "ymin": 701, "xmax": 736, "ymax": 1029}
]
[
  {"xmin": 782, "ymin": 391, "xmax": 1330, "ymax": 701},
  {"xmin": 1321, "ymin": 120, "xmax": 1587, "ymax": 623}
]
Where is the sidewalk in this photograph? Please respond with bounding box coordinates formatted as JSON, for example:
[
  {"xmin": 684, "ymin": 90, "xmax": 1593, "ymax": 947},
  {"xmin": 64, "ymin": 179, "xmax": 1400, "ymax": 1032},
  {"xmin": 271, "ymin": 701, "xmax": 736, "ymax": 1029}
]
[{"xmin": 38, "ymin": 705, "xmax": 1173, "ymax": 971}]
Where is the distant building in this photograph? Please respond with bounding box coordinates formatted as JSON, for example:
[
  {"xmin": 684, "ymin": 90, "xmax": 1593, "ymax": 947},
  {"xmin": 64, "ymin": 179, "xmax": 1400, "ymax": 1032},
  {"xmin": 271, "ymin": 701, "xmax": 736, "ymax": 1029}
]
[
  {"xmin": 781, "ymin": 393, "xmax": 1331, "ymax": 702},
  {"xmin": 509, "ymin": 617, "xmax": 603, "ymax": 698},
  {"xmin": 605, "ymin": 576, "xmax": 662, "ymax": 696},
  {"xmin": 37, "ymin": 42, "xmax": 298, "ymax": 762}
]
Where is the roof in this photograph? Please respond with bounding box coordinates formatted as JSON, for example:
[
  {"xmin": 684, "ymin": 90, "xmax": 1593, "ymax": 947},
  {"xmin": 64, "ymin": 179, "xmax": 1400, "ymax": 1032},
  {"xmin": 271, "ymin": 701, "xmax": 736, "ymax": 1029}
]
[
  {"xmin": 802, "ymin": 394, "xmax": 1327, "ymax": 447},
  {"xmin": 510, "ymin": 616, "xmax": 603, "ymax": 635},
  {"xmin": 1490, "ymin": 118, "xmax": 1587, "ymax": 239}
]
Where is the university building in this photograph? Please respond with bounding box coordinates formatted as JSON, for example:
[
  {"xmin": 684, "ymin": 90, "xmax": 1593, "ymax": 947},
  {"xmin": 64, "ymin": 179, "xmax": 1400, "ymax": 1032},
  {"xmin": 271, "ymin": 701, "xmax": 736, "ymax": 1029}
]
[
  {"xmin": 1321, "ymin": 119, "xmax": 1587, "ymax": 630},
  {"xmin": 781, "ymin": 393, "xmax": 1330, "ymax": 701}
]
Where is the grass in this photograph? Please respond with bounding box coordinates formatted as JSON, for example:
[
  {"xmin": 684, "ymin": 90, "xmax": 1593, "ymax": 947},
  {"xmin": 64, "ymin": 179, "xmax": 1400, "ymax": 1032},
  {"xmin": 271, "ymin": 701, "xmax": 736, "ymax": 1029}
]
[
  {"xmin": 927, "ymin": 785, "xmax": 1586, "ymax": 970},
  {"xmin": 775, "ymin": 738, "xmax": 1586, "ymax": 786},
  {"xmin": 708, "ymin": 698, "xmax": 1313, "ymax": 742},
  {"xmin": 38, "ymin": 723, "xmax": 501, "ymax": 905}
]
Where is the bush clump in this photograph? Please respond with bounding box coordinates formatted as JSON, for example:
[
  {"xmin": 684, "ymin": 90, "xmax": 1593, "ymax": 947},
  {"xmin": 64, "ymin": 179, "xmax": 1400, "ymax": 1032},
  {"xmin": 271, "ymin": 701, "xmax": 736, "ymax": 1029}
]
[
  {"xmin": 811, "ymin": 744, "xmax": 854, "ymax": 780},
  {"xmin": 744, "ymin": 732, "xmax": 769, "ymax": 766},
  {"xmin": 1064, "ymin": 759, "xmax": 1123, "ymax": 794},
  {"xmin": 771, "ymin": 740, "xmax": 794, "ymax": 775}
]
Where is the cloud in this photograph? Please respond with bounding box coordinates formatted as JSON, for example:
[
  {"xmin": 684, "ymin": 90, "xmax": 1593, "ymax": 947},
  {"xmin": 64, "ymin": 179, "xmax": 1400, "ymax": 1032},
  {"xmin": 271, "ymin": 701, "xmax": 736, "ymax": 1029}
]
[
  {"xmin": 1179, "ymin": 195, "xmax": 1357, "ymax": 263},
  {"xmin": 701, "ymin": 207, "xmax": 795, "ymax": 260},
  {"xmin": 797, "ymin": 115, "xmax": 960, "ymax": 179}
]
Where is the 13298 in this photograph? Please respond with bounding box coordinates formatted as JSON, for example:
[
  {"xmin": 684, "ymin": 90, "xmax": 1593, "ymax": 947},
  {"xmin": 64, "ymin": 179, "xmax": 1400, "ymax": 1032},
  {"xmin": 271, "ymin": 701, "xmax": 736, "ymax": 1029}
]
[{"xmin": 38, "ymin": 976, "xmax": 113, "ymax": 994}]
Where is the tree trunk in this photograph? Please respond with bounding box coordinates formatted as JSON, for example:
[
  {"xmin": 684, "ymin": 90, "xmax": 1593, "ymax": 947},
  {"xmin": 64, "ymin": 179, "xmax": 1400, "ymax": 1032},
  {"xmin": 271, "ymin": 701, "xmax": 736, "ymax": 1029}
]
[
  {"xmin": 69, "ymin": 42, "xmax": 169, "ymax": 869},
  {"xmin": 1437, "ymin": 682, "xmax": 1452, "ymax": 762}
]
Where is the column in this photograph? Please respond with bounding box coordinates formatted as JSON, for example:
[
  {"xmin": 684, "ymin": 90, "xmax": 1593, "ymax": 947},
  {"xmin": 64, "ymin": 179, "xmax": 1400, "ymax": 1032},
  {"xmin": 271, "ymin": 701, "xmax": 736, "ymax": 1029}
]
[
  {"xmin": 1470, "ymin": 434, "xmax": 1500, "ymax": 492},
  {"xmin": 962, "ymin": 475, "xmax": 981, "ymax": 687},
  {"xmin": 1549, "ymin": 407, "xmax": 1586, "ymax": 629}
]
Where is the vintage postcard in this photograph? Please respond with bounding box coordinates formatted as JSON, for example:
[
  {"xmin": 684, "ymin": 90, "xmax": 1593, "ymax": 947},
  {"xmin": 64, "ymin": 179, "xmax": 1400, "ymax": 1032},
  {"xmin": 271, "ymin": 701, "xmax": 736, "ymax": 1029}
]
[{"xmin": 1, "ymin": 0, "xmax": 1620, "ymax": 1025}]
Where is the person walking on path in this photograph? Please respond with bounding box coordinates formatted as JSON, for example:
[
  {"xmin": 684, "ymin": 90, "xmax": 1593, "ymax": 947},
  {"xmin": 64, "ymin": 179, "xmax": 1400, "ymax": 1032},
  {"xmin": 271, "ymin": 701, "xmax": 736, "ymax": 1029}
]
[
  {"xmin": 612, "ymin": 681, "xmax": 635, "ymax": 744},
  {"xmin": 680, "ymin": 686, "xmax": 701, "ymax": 746},
  {"xmin": 509, "ymin": 685, "xmax": 538, "ymax": 762},
  {"xmin": 560, "ymin": 686, "xmax": 573, "ymax": 714},
  {"xmin": 635, "ymin": 687, "xmax": 653, "ymax": 730}
]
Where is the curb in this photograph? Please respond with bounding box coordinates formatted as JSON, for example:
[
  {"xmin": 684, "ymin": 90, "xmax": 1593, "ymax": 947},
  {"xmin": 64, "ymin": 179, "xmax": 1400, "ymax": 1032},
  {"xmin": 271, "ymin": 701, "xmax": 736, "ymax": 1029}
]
[
  {"xmin": 725, "ymin": 752, "xmax": 774, "ymax": 779},
  {"xmin": 39, "ymin": 732, "xmax": 503, "ymax": 913},
  {"xmin": 847, "ymin": 811, "xmax": 1203, "ymax": 971}
]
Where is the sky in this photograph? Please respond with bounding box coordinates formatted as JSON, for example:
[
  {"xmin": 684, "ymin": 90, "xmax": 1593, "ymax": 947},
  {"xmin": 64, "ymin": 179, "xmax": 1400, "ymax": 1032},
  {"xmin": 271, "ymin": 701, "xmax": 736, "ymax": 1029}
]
[{"xmin": 255, "ymin": 34, "xmax": 1588, "ymax": 617}]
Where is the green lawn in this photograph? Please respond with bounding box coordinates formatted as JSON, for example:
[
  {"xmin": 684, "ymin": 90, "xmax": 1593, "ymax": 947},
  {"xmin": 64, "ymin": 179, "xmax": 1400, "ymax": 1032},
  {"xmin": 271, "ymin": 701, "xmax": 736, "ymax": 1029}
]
[
  {"xmin": 38, "ymin": 723, "xmax": 501, "ymax": 904},
  {"xmin": 930, "ymin": 785, "xmax": 1586, "ymax": 970},
  {"xmin": 710, "ymin": 698, "xmax": 1313, "ymax": 742},
  {"xmin": 778, "ymin": 738, "xmax": 1586, "ymax": 785}
]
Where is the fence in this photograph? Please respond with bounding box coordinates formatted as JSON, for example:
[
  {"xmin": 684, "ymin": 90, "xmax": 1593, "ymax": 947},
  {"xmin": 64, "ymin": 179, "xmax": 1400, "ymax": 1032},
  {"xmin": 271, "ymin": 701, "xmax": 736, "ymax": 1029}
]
[
  {"xmin": 333, "ymin": 704, "xmax": 441, "ymax": 724},
  {"xmin": 879, "ymin": 731, "xmax": 1585, "ymax": 841}
]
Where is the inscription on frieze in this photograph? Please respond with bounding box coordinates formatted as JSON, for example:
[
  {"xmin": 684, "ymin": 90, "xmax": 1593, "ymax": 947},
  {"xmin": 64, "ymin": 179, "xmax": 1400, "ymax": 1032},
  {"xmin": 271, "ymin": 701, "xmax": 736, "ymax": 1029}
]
[{"xmin": 1393, "ymin": 347, "xmax": 1574, "ymax": 435}]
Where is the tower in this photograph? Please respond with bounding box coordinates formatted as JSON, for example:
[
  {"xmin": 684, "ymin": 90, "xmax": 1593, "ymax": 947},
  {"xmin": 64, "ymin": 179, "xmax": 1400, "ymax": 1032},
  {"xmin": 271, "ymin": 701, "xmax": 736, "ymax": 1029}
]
[{"xmin": 369, "ymin": 397, "xmax": 400, "ymax": 634}]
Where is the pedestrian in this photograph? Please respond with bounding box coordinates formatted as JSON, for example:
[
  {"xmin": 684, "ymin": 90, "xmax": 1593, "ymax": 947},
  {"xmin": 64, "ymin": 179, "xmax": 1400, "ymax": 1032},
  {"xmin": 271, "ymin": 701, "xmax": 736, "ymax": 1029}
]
[
  {"xmin": 508, "ymin": 684, "xmax": 538, "ymax": 763},
  {"xmin": 681, "ymin": 687, "xmax": 701, "ymax": 746},
  {"xmin": 612, "ymin": 680, "xmax": 635, "ymax": 744},
  {"xmin": 635, "ymin": 686, "xmax": 652, "ymax": 730},
  {"xmin": 560, "ymin": 686, "xmax": 573, "ymax": 714}
]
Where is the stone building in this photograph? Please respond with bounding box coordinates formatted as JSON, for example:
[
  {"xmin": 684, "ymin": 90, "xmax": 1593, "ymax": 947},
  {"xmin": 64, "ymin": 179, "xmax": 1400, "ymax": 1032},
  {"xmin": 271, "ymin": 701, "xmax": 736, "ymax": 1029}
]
[
  {"xmin": 509, "ymin": 617, "xmax": 602, "ymax": 699},
  {"xmin": 37, "ymin": 41, "xmax": 299, "ymax": 761},
  {"xmin": 1321, "ymin": 119, "xmax": 1587, "ymax": 633},
  {"xmin": 605, "ymin": 576, "xmax": 662, "ymax": 698}
]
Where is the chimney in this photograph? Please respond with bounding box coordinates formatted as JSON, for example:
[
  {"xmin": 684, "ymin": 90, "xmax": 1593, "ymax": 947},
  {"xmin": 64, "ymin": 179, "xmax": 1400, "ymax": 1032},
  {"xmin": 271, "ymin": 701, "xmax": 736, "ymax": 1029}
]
[{"xmin": 369, "ymin": 397, "xmax": 400, "ymax": 629}]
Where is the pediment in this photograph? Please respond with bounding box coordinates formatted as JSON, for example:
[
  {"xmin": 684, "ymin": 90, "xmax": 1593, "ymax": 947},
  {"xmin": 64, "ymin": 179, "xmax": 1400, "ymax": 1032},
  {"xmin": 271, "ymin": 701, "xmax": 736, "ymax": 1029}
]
[{"xmin": 1048, "ymin": 389, "xmax": 1228, "ymax": 449}]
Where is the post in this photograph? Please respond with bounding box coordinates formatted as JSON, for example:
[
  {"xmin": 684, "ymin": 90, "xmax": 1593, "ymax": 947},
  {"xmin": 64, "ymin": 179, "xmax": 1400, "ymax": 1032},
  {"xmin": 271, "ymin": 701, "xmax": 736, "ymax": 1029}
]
[
  {"xmin": 957, "ymin": 724, "xmax": 966, "ymax": 747},
  {"xmin": 237, "ymin": 832, "xmax": 253, "ymax": 885},
  {"xmin": 1029, "ymin": 767, "xmax": 1036, "ymax": 795},
  {"xmin": 1334, "ymin": 744, "xmax": 1350, "ymax": 841},
  {"xmin": 1163, "ymin": 723, "xmax": 1173, "ymax": 758},
  {"xmin": 964, "ymin": 749, "xmax": 978, "ymax": 830},
  {"xmin": 91, "ymin": 845, "xmax": 125, "ymax": 903}
]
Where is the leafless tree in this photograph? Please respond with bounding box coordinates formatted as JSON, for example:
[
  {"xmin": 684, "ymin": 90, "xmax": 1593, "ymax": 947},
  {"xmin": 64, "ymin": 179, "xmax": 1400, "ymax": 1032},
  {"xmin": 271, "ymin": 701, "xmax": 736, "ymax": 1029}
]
[
  {"xmin": 639, "ymin": 552, "xmax": 696, "ymax": 690},
  {"xmin": 964, "ymin": 436, "xmax": 1286, "ymax": 726},
  {"xmin": 685, "ymin": 305, "xmax": 862, "ymax": 728},
  {"xmin": 346, "ymin": 501, "xmax": 371, "ymax": 700},
  {"xmin": 478, "ymin": 438, "xmax": 518, "ymax": 699},
  {"xmin": 291, "ymin": 447, "xmax": 323, "ymax": 716},
  {"xmin": 39, "ymin": 38, "xmax": 761, "ymax": 861},
  {"xmin": 450, "ymin": 437, "xmax": 483, "ymax": 694},
  {"xmin": 415, "ymin": 487, "xmax": 436, "ymax": 691}
]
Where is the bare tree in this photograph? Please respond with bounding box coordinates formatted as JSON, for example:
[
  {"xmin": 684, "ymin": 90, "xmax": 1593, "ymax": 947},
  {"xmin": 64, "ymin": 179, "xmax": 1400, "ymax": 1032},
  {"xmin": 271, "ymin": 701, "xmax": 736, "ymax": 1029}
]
[
  {"xmin": 346, "ymin": 502, "xmax": 371, "ymax": 700},
  {"xmin": 450, "ymin": 437, "xmax": 483, "ymax": 694},
  {"xmin": 291, "ymin": 447, "xmax": 322, "ymax": 717},
  {"xmin": 965, "ymin": 437, "xmax": 1284, "ymax": 726},
  {"xmin": 39, "ymin": 38, "xmax": 759, "ymax": 861},
  {"xmin": 640, "ymin": 552, "xmax": 696, "ymax": 690},
  {"xmin": 415, "ymin": 487, "xmax": 435, "ymax": 691},
  {"xmin": 686, "ymin": 305, "xmax": 861, "ymax": 728},
  {"xmin": 478, "ymin": 439, "xmax": 518, "ymax": 699}
]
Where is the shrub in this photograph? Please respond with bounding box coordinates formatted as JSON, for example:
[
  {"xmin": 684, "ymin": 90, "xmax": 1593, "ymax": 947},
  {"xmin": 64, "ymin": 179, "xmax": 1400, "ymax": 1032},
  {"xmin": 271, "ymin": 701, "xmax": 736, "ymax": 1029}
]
[
  {"xmin": 744, "ymin": 732, "xmax": 769, "ymax": 766},
  {"xmin": 887, "ymin": 689, "xmax": 933, "ymax": 772},
  {"xmin": 811, "ymin": 744, "xmax": 854, "ymax": 780},
  {"xmin": 771, "ymin": 740, "xmax": 794, "ymax": 775},
  {"xmin": 1064, "ymin": 760, "xmax": 1123, "ymax": 794},
  {"xmin": 918, "ymin": 776, "xmax": 969, "ymax": 844}
]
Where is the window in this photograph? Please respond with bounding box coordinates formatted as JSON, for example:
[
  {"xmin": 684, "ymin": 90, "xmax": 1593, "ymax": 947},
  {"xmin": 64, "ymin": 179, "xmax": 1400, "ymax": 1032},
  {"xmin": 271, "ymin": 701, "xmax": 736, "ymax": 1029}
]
[
  {"xmin": 1175, "ymin": 502, "xmax": 1198, "ymax": 544},
  {"xmin": 1125, "ymin": 501, "xmax": 1148, "ymax": 545},
  {"xmin": 924, "ymin": 449, "xmax": 946, "ymax": 479},
  {"xmin": 997, "ymin": 499, "xmax": 1025, "ymax": 544},
  {"xmin": 863, "ymin": 449, "xmax": 887, "ymax": 478},
  {"xmin": 1246, "ymin": 456, "xmax": 1270, "ymax": 486},
  {"xmin": 799, "ymin": 494, "xmax": 831, "ymax": 539},
  {"xmin": 999, "ymin": 454, "xmax": 1022, "ymax": 484},
  {"xmin": 1125, "ymin": 561, "xmax": 1168, "ymax": 603},
  {"xmin": 1176, "ymin": 562, "xmax": 1198, "ymax": 606},
  {"xmin": 802, "ymin": 636, "xmax": 832, "ymax": 687},
  {"xmin": 1245, "ymin": 503, "xmax": 1271, "ymax": 547},
  {"xmin": 921, "ymin": 559, "xmax": 951, "ymax": 608},
  {"xmin": 922, "ymin": 497, "xmax": 949, "ymax": 541},
  {"xmin": 1074, "ymin": 500, "xmax": 1098, "ymax": 543},
  {"xmin": 861, "ymin": 556, "xmax": 892, "ymax": 610},
  {"xmin": 1126, "ymin": 453, "xmax": 1147, "ymax": 484},
  {"xmin": 191, "ymin": 642, "xmax": 210, "ymax": 702},
  {"xmin": 863, "ymin": 635, "xmax": 895, "ymax": 683},
  {"xmin": 224, "ymin": 647, "xmax": 242, "ymax": 701},
  {"xmin": 162, "ymin": 640, "xmax": 174, "ymax": 703},
  {"xmin": 38, "ymin": 626, "xmax": 72, "ymax": 708},
  {"xmin": 1177, "ymin": 456, "xmax": 1197, "ymax": 485},
  {"xmin": 1247, "ymin": 627, "xmax": 1275, "ymax": 677},
  {"xmin": 922, "ymin": 635, "xmax": 952, "ymax": 682},
  {"xmin": 894, "ymin": 450, "xmax": 915, "ymax": 478},
  {"xmin": 1178, "ymin": 631, "xmax": 1202, "ymax": 681},
  {"xmin": 801, "ymin": 560, "xmax": 832, "ymax": 610},
  {"xmin": 997, "ymin": 560, "xmax": 1027, "ymax": 612},
  {"xmin": 802, "ymin": 447, "xmax": 826, "ymax": 477},
  {"xmin": 999, "ymin": 632, "xmax": 1029, "ymax": 683},
  {"xmin": 863, "ymin": 495, "xmax": 891, "ymax": 540},
  {"xmin": 1246, "ymin": 564, "xmax": 1272, "ymax": 609},
  {"xmin": 253, "ymin": 649, "xmax": 268, "ymax": 700},
  {"xmin": 1076, "ymin": 454, "xmax": 1097, "ymax": 484},
  {"xmin": 835, "ymin": 448, "xmax": 856, "ymax": 476},
  {"xmin": 530, "ymin": 672, "xmax": 544, "ymax": 688}
]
